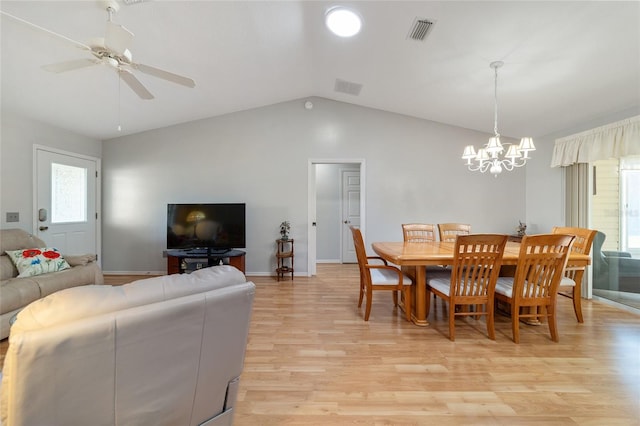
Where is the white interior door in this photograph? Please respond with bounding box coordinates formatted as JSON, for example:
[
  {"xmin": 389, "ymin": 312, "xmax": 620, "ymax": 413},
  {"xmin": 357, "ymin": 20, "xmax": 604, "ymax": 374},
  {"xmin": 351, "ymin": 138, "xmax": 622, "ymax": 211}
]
[
  {"xmin": 341, "ymin": 170, "xmax": 360, "ymax": 263},
  {"xmin": 309, "ymin": 159, "xmax": 366, "ymax": 275},
  {"xmin": 35, "ymin": 147, "xmax": 100, "ymax": 257}
]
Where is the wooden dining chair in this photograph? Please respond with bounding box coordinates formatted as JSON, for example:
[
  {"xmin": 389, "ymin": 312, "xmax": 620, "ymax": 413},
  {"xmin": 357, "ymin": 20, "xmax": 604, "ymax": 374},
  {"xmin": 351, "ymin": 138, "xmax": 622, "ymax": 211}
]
[
  {"xmin": 438, "ymin": 223, "xmax": 471, "ymax": 242},
  {"xmin": 425, "ymin": 234, "xmax": 508, "ymax": 341},
  {"xmin": 402, "ymin": 223, "xmax": 436, "ymax": 242},
  {"xmin": 403, "ymin": 224, "xmax": 450, "ymax": 296},
  {"xmin": 350, "ymin": 226, "xmax": 413, "ymax": 321},
  {"xmin": 494, "ymin": 234, "xmax": 575, "ymax": 343},
  {"xmin": 551, "ymin": 226, "xmax": 596, "ymax": 323}
]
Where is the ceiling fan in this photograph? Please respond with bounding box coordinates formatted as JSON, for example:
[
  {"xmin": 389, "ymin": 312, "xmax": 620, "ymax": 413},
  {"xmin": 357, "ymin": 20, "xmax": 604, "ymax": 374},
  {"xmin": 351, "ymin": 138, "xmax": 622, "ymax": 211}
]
[{"xmin": 0, "ymin": 0, "xmax": 195, "ymax": 100}]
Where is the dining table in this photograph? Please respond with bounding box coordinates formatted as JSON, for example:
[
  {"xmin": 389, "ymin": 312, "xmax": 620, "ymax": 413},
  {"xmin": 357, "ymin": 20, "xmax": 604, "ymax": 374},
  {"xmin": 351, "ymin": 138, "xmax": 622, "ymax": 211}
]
[{"xmin": 371, "ymin": 240, "xmax": 591, "ymax": 326}]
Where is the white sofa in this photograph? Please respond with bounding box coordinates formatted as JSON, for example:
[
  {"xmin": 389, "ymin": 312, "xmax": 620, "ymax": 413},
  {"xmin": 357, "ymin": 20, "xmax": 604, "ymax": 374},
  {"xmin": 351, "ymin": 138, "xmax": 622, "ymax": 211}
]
[{"xmin": 0, "ymin": 265, "xmax": 255, "ymax": 426}]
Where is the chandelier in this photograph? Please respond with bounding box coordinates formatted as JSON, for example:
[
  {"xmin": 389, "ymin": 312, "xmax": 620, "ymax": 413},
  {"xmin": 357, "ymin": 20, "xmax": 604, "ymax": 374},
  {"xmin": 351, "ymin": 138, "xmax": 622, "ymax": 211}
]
[{"xmin": 462, "ymin": 61, "xmax": 535, "ymax": 176}]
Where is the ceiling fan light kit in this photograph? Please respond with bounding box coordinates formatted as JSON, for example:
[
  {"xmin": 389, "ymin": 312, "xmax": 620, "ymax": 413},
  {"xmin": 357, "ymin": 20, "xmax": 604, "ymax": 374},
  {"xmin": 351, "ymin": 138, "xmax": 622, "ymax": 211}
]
[{"xmin": 462, "ymin": 61, "xmax": 535, "ymax": 177}]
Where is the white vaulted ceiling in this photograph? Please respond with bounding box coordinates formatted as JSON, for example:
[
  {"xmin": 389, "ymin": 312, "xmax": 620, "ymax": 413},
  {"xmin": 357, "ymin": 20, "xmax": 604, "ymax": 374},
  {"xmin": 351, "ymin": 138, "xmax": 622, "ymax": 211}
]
[{"xmin": 1, "ymin": 1, "xmax": 639, "ymax": 140}]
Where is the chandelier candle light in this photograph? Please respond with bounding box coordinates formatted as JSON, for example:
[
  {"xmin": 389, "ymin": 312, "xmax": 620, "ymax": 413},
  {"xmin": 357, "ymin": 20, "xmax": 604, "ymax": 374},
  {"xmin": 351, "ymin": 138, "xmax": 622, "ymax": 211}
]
[{"xmin": 462, "ymin": 61, "xmax": 535, "ymax": 176}]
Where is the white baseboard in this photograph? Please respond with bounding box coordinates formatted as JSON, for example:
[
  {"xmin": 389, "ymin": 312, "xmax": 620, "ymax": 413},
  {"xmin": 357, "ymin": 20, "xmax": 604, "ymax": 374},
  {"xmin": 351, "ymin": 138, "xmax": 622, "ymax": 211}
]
[
  {"xmin": 103, "ymin": 270, "xmax": 166, "ymax": 276},
  {"xmin": 102, "ymin": 270, "xmax": 305, "ymax": 278}
]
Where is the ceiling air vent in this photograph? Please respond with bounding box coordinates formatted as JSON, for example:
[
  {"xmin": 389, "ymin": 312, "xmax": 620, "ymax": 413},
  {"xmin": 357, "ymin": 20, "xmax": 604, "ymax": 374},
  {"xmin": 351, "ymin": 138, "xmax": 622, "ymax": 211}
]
[
  {"xmin": 408, "ymin": 18, "xmax": 435, "ymax": 41},
  {"xmin": 334, "ymin": 78, "xmax": 363, "ymax": 96}
]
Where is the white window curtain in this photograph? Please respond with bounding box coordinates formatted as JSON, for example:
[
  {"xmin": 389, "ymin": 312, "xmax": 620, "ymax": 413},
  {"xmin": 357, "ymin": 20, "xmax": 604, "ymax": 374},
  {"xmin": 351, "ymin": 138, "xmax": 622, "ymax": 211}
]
[
  {"xmin": 564, "ymin": 163, "xmax": 591, "ymax": 297},
  {"xmin": 551, "ymin": 115, "xmax": 640, "ymax": 167},
  {"xmin": 553, "ymin": 117, "xmax": 640, "ymax": 298}
]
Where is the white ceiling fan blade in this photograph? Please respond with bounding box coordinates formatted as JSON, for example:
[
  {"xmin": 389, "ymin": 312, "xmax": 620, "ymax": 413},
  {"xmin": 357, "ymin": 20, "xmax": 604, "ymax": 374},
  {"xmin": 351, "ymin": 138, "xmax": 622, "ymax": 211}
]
[
  {"xmin": 105, "ymin": 21, "xmax": 134, "ymax": 55},
  {"xmin": 119, "ymin": 69, "xmax": 154, "ymax": 100},
  {"xmin": 0, "ymin": 10, "xmax": 91, "ymax": 51},
  {"xmin": 43, "ymin": 58, "xmax": 101, "ymax": 73},
  {"xmin": 132, "ymin": 63, "xmax": 196, "ymax": 88}
]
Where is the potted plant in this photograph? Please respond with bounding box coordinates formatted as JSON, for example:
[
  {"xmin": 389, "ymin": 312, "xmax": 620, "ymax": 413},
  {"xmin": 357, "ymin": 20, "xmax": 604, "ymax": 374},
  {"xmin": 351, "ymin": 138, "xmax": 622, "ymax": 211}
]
[{"xmin": 280, "ymin": 221, "xmax": 291, "ymax": 240}]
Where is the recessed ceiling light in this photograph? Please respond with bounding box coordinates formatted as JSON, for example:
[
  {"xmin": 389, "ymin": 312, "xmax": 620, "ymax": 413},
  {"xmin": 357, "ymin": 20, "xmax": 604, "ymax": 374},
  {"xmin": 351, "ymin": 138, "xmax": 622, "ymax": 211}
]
[{"xmin": 325, "ymin": 7, "xmax": 362, "ymax": 37}]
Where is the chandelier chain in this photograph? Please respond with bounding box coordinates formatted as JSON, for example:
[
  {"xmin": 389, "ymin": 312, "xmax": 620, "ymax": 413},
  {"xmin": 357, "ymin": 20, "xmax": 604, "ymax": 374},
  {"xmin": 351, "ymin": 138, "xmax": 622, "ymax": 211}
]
[{"xmin": 493, "ymin": 64, "xmax": 499, "ymax": 137}]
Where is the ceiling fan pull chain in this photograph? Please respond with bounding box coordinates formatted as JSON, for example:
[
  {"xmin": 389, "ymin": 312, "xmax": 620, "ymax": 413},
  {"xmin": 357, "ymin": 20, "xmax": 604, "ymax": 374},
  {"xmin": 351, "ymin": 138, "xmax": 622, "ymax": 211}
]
[{"xmin": 117, "ymin": 72, "xmax": 122, "ymax": 132}]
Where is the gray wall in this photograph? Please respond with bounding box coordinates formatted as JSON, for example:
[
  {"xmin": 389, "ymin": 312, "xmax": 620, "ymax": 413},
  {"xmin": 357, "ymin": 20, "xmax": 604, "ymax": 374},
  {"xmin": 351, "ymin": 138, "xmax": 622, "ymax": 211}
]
[
  {"xmin": 101, "ymin": 97, "xmax": 526, "ymax": 275},
  {"xmin": 8, "ymin": 100, "xmax": 630, "ymax": 275},
  {"xmin": 0, "ymin": 110, "xmax": 102, "ymax": 231}
]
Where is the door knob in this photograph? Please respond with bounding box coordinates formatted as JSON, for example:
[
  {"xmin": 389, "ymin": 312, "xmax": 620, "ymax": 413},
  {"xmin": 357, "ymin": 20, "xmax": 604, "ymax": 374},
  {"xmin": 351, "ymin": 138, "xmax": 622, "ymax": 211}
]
[
  {"xmin": 343, "ymin": 220, "xmax": 351, "ymax": 224},
  {"xmin": 39, "ymin": 226, "xmax": 49, "ymax": 231}
]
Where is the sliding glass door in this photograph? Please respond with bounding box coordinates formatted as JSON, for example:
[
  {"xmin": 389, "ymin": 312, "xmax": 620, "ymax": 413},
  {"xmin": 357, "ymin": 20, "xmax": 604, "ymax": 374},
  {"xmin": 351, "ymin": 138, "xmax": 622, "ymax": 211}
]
[
  {"xmin": 620, "ymin": 158, "xmax": 640, "ymax": 257},
  {"xmin": 591, "ymin": 155, "xmax": 640, "ymax": 309}
]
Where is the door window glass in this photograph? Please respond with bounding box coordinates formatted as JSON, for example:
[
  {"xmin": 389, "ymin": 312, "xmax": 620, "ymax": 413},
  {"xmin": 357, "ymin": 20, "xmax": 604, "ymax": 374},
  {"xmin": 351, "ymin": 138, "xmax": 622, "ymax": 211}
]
[{"xmin": 51, "ymin": 162, "xmax": 87, "ymax": 223}]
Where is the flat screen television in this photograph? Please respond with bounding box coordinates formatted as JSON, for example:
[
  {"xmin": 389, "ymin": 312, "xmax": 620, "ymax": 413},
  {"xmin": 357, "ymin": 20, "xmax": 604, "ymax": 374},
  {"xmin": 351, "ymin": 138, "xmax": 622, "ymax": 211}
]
[{"xmin": 167, "ymin": 203, "xmax": 246, "ymax": 253}]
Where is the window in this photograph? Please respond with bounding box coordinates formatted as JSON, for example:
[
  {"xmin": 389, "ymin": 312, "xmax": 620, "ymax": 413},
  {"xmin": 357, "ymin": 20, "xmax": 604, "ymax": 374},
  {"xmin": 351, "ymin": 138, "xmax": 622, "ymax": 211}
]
[{"xmin": 51, "ymin": 162, "xmax": 87, "ymax": 224}]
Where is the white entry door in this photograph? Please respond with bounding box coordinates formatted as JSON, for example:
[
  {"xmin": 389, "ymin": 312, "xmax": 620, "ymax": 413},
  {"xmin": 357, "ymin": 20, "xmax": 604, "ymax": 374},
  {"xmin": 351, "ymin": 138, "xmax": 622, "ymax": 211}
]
[
  {"xmin": 35, "ymin": 147, "xmax": 100, "ymax": 257},
  {"xmin": 341, "ymin": 170, "xmax": 360, "ymax": 263}
]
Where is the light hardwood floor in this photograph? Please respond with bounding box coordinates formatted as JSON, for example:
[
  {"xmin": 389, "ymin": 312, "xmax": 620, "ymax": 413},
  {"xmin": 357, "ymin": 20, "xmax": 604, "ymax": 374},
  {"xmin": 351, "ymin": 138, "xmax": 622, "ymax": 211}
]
[
  {"xmin": 238, "ymin": 264, "xmax": 640, "ymax": 425},
  {"xmin": 2, "ymin": 264, "xmax": 639, "ymax": 424}
]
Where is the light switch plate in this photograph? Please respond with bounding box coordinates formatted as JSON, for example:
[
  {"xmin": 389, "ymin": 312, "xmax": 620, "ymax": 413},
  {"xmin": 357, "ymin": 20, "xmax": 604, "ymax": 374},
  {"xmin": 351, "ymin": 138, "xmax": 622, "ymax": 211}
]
[{"xmin": 6, "ymin": 212, "xmax": 19, "ymax": 222}]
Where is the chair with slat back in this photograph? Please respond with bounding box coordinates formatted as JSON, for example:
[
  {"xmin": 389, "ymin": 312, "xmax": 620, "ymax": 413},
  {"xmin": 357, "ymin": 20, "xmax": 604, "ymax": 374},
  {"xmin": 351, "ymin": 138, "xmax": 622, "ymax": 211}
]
[
  {"xmin": 494, "ymin": 234, "xmax": 575, "ymax": 343},
  {"xmin": 552, "ymin": 226, "xmax": 597, "ymax": 323},
  {"xmin": 402, "ymin": 223, "xmax": 436, "ymax": 243},
  {"xmin": 438, "ymin": 223, "xmax": 471, "ymax": 242},
  {"xmin": 404, "ymin": 224, "xmax": 451, "ymax": 290},
  {"xmin": 350, "ymin": 226, "xmax": 414, "ymax": 321},
  {"xmin": 426, "ymin": 234, "xmax": 508, "ymax": 341}
]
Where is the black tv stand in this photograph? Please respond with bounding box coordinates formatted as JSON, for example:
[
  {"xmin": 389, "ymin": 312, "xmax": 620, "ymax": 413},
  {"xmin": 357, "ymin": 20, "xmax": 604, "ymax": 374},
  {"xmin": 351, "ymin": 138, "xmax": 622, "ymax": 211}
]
[{"xmin": 165, "ymin": 249, "xmax": 246, "ymax": 274}]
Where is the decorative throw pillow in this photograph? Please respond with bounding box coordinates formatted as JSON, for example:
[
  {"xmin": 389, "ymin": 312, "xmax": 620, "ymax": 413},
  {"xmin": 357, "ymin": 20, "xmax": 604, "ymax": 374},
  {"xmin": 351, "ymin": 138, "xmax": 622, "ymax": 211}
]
[{"xmin": 6, "ymin": 247, "xmax": 71, "ymax": 278}]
